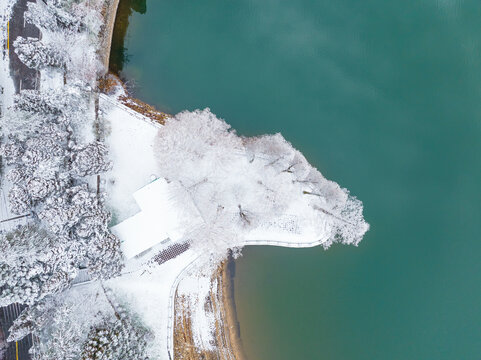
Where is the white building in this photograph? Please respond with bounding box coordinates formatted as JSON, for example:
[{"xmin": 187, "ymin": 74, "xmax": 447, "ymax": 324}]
[{"xmin": 111, "ymin": 178, "xmax": 203, "ymax": 259}]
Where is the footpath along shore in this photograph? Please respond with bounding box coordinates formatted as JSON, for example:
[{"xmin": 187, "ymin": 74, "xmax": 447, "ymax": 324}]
[{"xmin": 98, "ymin": 2, "xmax": 248, "ymax": 360}]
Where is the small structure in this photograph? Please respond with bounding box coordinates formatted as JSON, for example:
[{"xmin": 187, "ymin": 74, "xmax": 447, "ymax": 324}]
[{"xmin": 111, "ymin": 178, "xmax": 203, "ymax": 259}]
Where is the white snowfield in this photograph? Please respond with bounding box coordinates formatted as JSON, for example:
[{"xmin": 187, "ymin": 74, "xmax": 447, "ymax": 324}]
[
  {"xmin": 102, "ymin": 94, "xmax": 368, "ymax": 358},
  {"xmin": 102, "ymin": 93, "xmax": 161, "ymax": 224}
]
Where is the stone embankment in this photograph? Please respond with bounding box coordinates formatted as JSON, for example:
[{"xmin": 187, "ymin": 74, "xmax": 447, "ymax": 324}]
[{"xmin": 99, "ymin": 0, "xmax": 121, "ymax": 71}]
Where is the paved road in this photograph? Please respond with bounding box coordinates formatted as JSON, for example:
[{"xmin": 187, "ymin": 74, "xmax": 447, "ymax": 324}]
[
  {"xmin": 0, "ymin": 304, "xmax": 32, "ymax": 360},
  {"xmin": 9, "ymin": 0, "xmax": 40, "ymax": 93}
]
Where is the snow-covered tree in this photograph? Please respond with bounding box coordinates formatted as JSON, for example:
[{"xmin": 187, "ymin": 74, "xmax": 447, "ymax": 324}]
[
  {"xmin": 80, "ymin": 319, "xmax": 149, "ymax": 360},
  {"xmin": 85, "ymin": 232, "xmax": 123, "ymax": 280},
  {"xmin": 0, "ymin": 138, "xmax": 24, "ymax": 165},
  {"xmin": 0, "ymin": 1, "xmax": 125, "ymax": 355},
  {"xmin": 2, "ymin": 120, "xmax": 71, "ymax": 214},
  {"xmin": 14, "ymin": 298, "xmax": 85, "ymax": 360},
  {"xmin": 80, "ymin": 304, "xmax": 151, "ymax": 360},
  {"xmin": 14, "ymin": 88, "xmax": 83, "ymax": 117},
  {"xmin": 7, "ymin": 298, "xmax": 57, "ymax": 342},
  {"xmin": 37, "ymin": 184, "xmax": 123, "ymax": 279},
  {"xmin": 14, "ymin": 37, "xmax": 66, "ymax": 70},
  {"xmin": 0, "ymin": 225, "xmax": 78, "ymax": 306},
  {"xmin": 155, "ymin": 109, "xmax": 369, "ymax": 261},
  {"xmin": 7, "ymin": 184, "xmax": 31, "ymax": 214},
  {"xmin": 2, "ymin": 96, "xmax": 122, "ymax": 281},
  {"xmin": 71, "ymin": 141, "xmax": 112, "ymax": 177},
  {"xmin": 39, "ymin": 184, "xmax": 104, "ymax": 234},
  {"xmin": 25, "ymin": 1, "xmax": 84, "ymax": 33},
  {"xmin": 24, "ymin": 290, "xmax": 152, "ymax": 360}
]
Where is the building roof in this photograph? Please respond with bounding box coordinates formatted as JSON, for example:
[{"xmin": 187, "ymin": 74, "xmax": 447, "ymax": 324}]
[{"xmin": 111, "ymin": 178, "xmax": 203, "ymax": 259}]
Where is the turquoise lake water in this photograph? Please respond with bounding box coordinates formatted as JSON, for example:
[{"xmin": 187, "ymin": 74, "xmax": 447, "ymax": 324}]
[{"xmin": 111, "ymin": 1, "xmax": 481, "ymax": 359}]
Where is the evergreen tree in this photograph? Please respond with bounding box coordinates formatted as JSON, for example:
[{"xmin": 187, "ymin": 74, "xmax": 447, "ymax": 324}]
[
  {"xmin": 14, "ymin": 89, "xmax": 81, "ymax": 116},
  {"xmin": 25, "ymin": 1, "xmax": 84, "ymax": 33},
  {"xmin": 71, "ymin": 142, "xmax": 112, "ymax": 177},
  {"xmin": 0, "ymin": 225, "xmax": 78, "ymax": 306},
  {"xmin": 14, "ymin": 37, "xmax": 66, "ymax": 70},
  {"xmin": 80, "ymin": 309, "xmax": 151, "ymax": 360}
]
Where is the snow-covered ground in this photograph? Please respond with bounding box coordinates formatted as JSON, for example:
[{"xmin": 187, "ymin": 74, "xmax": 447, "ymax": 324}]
[
  {"xmin": 105, "ymin": 246, "xmax": 199, "ymax": 359},
  {"xmin": 101, "ymin": 94, "xmax": 161, "ymax": 224}
]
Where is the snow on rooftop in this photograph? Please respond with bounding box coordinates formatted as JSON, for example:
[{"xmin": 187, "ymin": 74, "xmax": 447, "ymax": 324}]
[{"xmin": 112, "ymin": 177, "xmax": 203, "ymax": 259}]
